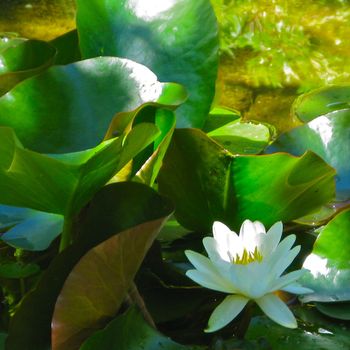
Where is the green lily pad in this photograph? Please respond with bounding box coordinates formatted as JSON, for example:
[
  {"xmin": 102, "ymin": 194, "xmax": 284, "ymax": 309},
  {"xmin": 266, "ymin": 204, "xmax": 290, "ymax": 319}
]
[
  {"xmin": 0, "ymin": 123, "xmax": 159, "ymax": 216},
  {"xmin": 203, "ymin": 107, "xmax": 241, "ymax": 132},
  {"xmin": 244, "ymin": 307, "xmax": 350, "ymax": 350},
  {"xmin": 6, "ymin": 182, "xmax": 173, "ymax": 350},
  {"xmin": 50, "ymin": 30, "xmax": 80, "ymax": 65},
  {"xmin": 300, "ymin": 208, "xmax": 350, "ymax": 303},
  {"xmin": 0, "ymin": 36, "xmax": 56, "ymax": 95},
  {"xmin": 76, "ymin": 0, "xmax": 219, "ymax": 128},
  {"xmin": 1, "ymin": 210, "xmax": 63, "ymax": 251},
  {"xmin": 80, "ymin": 307, "xmax": 199, "ymax": 350},
  {"xmin": 316, "ymin": 302, "xmax": 350, "ymax": 321},
  {"xmin": 208, "ymin": 119, "xmax": 272, "ymax": 154},
  {"xmin": 293, "ymin": 84, "xmax": 350, "ymax": 122},
  {"xmin": 267, "ymin": 108, "xmax": 350, "ymax": 200},
  {"xmin": 0, "ymin": 56, "xmax": 185, "ymax": 153},
  {"xmin": 158, "ymin": 129, "xmax": 335, "ymax": 232}
]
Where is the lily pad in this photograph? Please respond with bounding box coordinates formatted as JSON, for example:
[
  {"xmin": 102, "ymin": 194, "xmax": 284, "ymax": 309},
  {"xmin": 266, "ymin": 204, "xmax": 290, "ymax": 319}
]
[
  {"xmin": 300, "ymin": 208, "xmax": 350, "ymax": 303},
  {"xmin": 208, "ymin": 119, "xmax": 272, "ymax": 154},
  {"xmin": 316, "ymin": 302, "xmax": 350, "ymax": 321},
  {"xmin": 293, "ymin": 84, "xmax": 350, "ymax": 122},
  {"xmin": 0, "ymin": 36, "xmax": 56, "ymax": 95},
  {"xmin": 1, "ymin": 210, "xmax": 63, "ymax": 251},
  {"xmin": 76, "ymin": 0, "xmax": 219, "ymax": 128},
  {"xmin": 158, "ymin": 129, "xmax": 335, "ymax": 232},
  {"xmin": 0, "ymin": 56, "xmax": 185, "ymax": 153},
  {"xmin": 80, "ymin": 307, "xmax": 199, "ymax": 350},
  {"xmin": 6, "ymin": 182, "xmax": 173, "ymax": 350},
  {"xmin": 0, "ymin": 124, "xmax": 159, "ymax": 216},
  {"xmin": 0, "ymin": 205, "xmax": 34, "ymax": 231},
  {"xmin": 244, "ymin": 307, "xmax": 350, "ymax": 350},
  {"xmin": 203, "ymin": 106, "xmax": 241, "ymax": 132},
  {"xmin": 267, "ymin": 108, "xmax": 350, "ymax": 200}
]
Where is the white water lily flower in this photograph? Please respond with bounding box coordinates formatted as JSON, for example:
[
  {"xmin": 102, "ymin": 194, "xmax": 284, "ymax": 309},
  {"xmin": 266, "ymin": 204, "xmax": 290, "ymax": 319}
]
[{"xmin": 185, "ymin": 220, "xmax": 313, "ymax": 332}]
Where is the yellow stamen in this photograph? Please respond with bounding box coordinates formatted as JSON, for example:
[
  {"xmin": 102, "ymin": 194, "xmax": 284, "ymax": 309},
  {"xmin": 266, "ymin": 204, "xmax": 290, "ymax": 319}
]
[{"xmin": 233, "ymin": 247, "xmax": 263, "ymax": 265}]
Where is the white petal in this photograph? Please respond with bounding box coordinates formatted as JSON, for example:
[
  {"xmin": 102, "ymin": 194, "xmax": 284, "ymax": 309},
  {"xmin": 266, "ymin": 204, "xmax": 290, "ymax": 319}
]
[
  {"xmin": 185, "ymin": 250, "xmax": 215, "ymax": 273},
  {"xmin": 240, "ymin": 220, "xmax": 260, "ymax": 252},
  {"xmin": 260, "ymin": 221, "xmax": 283, "ymax": 256},
  {"xmin": 205, "ymin": 295, "xmax": 249, "ymax": 332},
  {"xmin": 271, "ymin": 246, "xmax": 301, "ymax": 279},
  {"xmin": 268, "ymin": 269, "xmax": 306, "ymax": 292},
  {"xmin": 265, "ymin": 234, "xmax": 297, "ymax": 279},
  {"xmin": 203, "ymin": 237, "xmax": 221, "ymax": 261},
  {"xmin": 281, "ymin": 283, "xmax": 314, "ymax": 295},
  {"xmin": 255, "ymin": 293, "xmax": 297, "ymax": 328},
  {"xmin": 253, "ymin": 221, "xmax": 266, "ymax": 234},
  {"xmin": 186, "ymin": 270, "xmax": 236, "ymax": 294},
  {"xmin": 212, "ymin": 221, "xmax": 241, "ymax": 261}
]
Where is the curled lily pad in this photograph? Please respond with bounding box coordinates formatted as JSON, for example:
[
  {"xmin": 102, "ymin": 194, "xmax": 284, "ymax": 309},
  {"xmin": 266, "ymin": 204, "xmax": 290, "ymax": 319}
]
[
  {"xmin": 158, "ymin": 129, "xmax": 335, "ymax": 232},
  {"xmin": 316, "ymin": 302, "xmax": 350, "ymax": 321},
  {"xmin": 207, "ymin": 119, "xmax": 273, "ymax": 155},
  {"xmin": 268, "ymin": 108, "xmax": 350, "ymax": 200},
  {"xmin": 76, "ymin": 0, "xmax": 219, "ymax": 128},
  {"xmin": 0, "ymin": 36, "xmax": 56, "ymax": 95},
  {"xmin": 300, "ymin": 208, "xmax": 350, "ymax": 303},
  {"xmin": 0, "ymin": 56, "xmax": 186, "ymax": 153},
  {"xmin": 0, "ymin": 124, "xmax": 159, "ymax": 216},
  {"xmin": 293, "ymin": 84, "xmax": 350, "ymax": 122}
]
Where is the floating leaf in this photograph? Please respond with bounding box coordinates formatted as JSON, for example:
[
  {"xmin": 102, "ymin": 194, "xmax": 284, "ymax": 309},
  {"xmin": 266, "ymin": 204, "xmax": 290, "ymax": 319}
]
[
  {"xmin": 208, "ymin": 119, "xmax": 272, "ymax": 154},
  {"xmin": 316, "ymin": 302, "xmax": 350, "ymax": 321},
  {"xmin": 158, "ymin": 129, "xmax": 335, "ymax": 231},
  {"xmin": 0, "ymin": 57, "xmax": 185, "ymax": 153},
  {"xmin": 267, "ymin": 109, "xmax": 350, "ymax": 200},
  {"xmin": 50, "ymin": 30, "xmax": 80, "ymax": 65},
  {"xmin": 244, "ymin": 307, "xmax": 350, "ymax": 350},
  {"xmin": 293, "ymin": 84, "xmax": 350, "ymax": 122},
  {"xmin": 202, "ymin": 106, "xmax": 240, "ymax": 132},
  {"xmin": 80, "ymin": 307, "xmax": 199, "ymax": 350},
  {"xmin": 76, "ymin": 0, "xmax": 219, "ymax": 128},
  {"xmin": 1, "ymin": 210, "xmax": 63, "ymax": 251},
  {"xmin": 6, "ymin": 182, "xmax": 173, "ymax": 350},
  {"xmin": 0, "ymin": 124, "xmax": 158, "ymax": 216},
  {"xmin": 0, "ymin": 36, "xmax": 56, "ymax": 95},
  {"xmin": 300, "ymin": 208, "xmax": 350, "ymax": 303}
]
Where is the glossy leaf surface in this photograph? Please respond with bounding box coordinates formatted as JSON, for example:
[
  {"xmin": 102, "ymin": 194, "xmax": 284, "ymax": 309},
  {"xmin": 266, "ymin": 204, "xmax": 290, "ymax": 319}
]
[
  {"xmin": 0, "ymin": 205, "xmax": 34, "ymax": 231},
  {"xmin": 208, "ymin": 119, "xmax": 272, "ymax": 154},
  {"xmin": 0, "ymin": 57, "xmax": 184, "ymax": 153},
  {"xmin": 268, "ymin": 109, "xmax": 350, "ymax": 200},
  {"xmin": 244, "ymin": 308, "xmax": 350, "ymax": 350},
  {"xmin": 316, "ymin": 302, "xmax": 350, "ymax": 320},
  {"xmin": 300, "ymin": 208, "xmax": 350, "ymax": 303},
  {"xmin": 0, "ymin": 36, "xmax": 56, "ymax": 95},
  {"xmin": 1, "ymin": 210, "xmax": 63, "ymax": 251},
  {"xmin": 76, "ymin": 0, "xmax": 219, "ymax": 128},
  {"xmin": 0, "ymin": 125, "xmax": 158, "ymax": 215},
  {"xmin": 158, "ymin": 129, "xmax": 335, "ymax": 231},
  {"xmin": 293, "ymin": 84, "xmax": 350, "ymax": 122},
  {"xmin": 6, "ymin": 183, "xmax": 173, "ymax": 350},
  {"xmin": 80, "ymin": 307, "xmax": 196, "ymax": 350}
]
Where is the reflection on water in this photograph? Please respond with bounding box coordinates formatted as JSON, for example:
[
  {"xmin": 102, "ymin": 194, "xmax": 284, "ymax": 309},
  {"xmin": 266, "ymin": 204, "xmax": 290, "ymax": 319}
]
[
  {"xmin": 0, "ymin": 0, "xmax": 76, "ymax": 40},
  {"xmin": 213, "ymin": 0, "xmax": 350, "ymax": 133}
]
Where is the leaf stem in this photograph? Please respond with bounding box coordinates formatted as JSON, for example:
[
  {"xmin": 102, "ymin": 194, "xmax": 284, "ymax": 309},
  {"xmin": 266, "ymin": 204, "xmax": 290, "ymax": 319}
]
[
  {"xmin": 234, "ymin": 301, "xmax": 254, "ymax": 339},
  {"xmin": 128, "ymin": 281, "xmax": 156, "ymax": 329},
  {"xmin": 59, "ymin": 216, "xmax": 74, "ymax": 252}
]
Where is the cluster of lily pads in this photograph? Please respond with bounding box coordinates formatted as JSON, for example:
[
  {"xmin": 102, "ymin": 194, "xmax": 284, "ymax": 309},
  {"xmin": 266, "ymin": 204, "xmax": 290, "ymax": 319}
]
[{"xmin": 0, "ymin": 0, "xmax": 349, "ymax": 349}]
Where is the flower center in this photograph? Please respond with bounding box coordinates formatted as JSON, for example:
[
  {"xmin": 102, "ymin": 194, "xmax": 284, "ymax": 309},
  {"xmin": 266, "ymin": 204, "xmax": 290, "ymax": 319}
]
[{"xmin": 233, "ymin": 247, "xmax": 263, "ymax": 265}]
